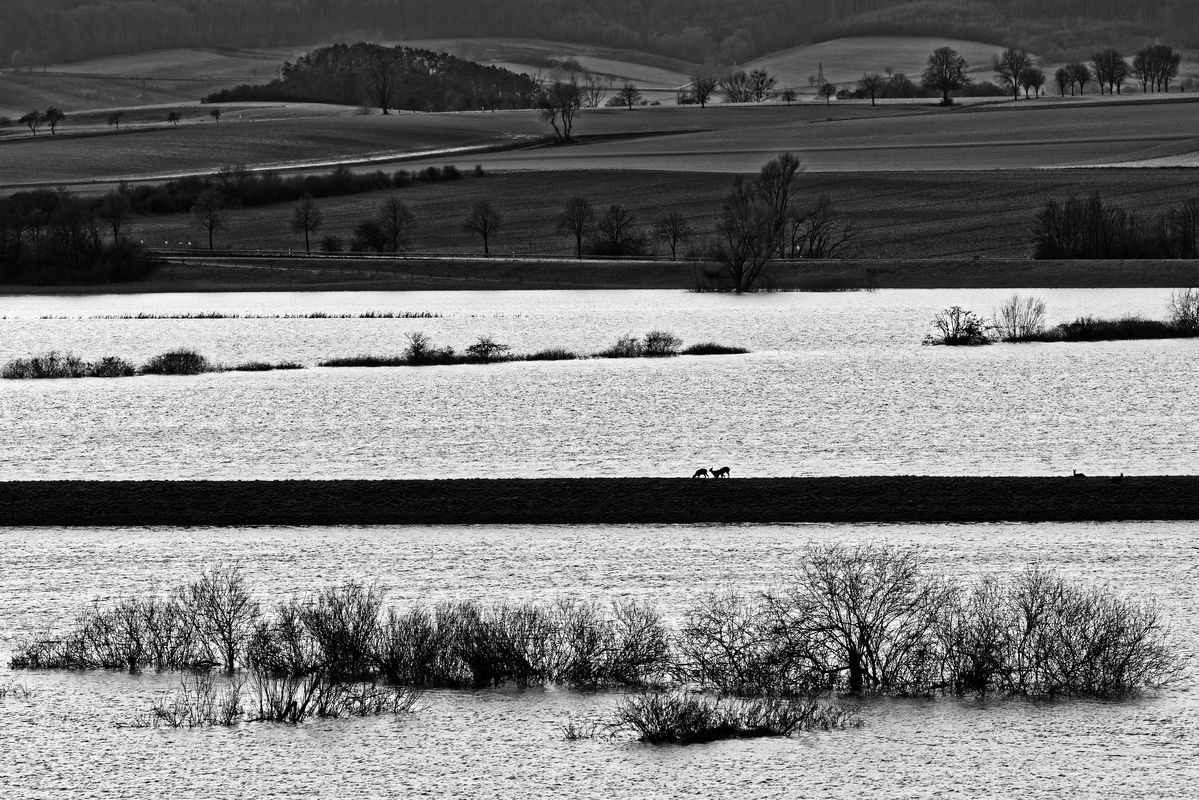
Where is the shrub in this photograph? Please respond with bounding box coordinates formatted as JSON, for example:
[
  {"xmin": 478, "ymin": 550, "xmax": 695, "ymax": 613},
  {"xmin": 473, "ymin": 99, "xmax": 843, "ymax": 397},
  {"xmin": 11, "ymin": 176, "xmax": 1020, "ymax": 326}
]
[
  {"xmin": 594, "ymin": 334, "xmax": 643, "ymax": 358},
  {"xmin": 318, "ymin": 235, "xmax": 344, "ymax": 253},
  {"xmin": 523, "ymin": 348, "xmax": 579, "ymax": 361},
  {"xmin": 1055, "ymin": 316, "xmax": 1181, "ymax": 341},
  {"xmin": 1168, "ymin": 288, "xmax": 1199, "ymax": 331},
  {"xmin": 464, "ymin": 336, "xmax": 512, "ymax": 364},
  {"xmin": 441, "ymin": 165, "xmax": 462, "ymax": 180},
  {"xmin": 641, "ymin": 330, "xmax": 682, "ymax": 357},
  {"xmin": 226, "ymin": 361, "xmax": 305, "ymax": 372},
  {"xmin": 89, "ymin": 356, "xmax": 136, "ymax": 377},
  {"xmin": 140, "ymin": 350, "xmax": 211, "ymax": 375},
  {"xmin": 993, "ymin": 294, "xmax": 1048, "ymax": 341},
  {"xmin": 681, "ymin": 343, "xmax": 749, "ymax": 355},
  {"xmin": 403, "ymin": 331, "xmax": 455, "ymax": 365},
  {"xmin": 318, "ymin": 355, "xmax": 407, "ymax": 367},
  {"xmin": 923, "ymin": 306, "xmax": 990, "ymax": 345},
  {"xmin": 612, "ymin": 691, "xmax": 855, "ymax": 744},
  {"xmin": 1, "ymin": 352, "xmax": 88, "ymax": 379}
]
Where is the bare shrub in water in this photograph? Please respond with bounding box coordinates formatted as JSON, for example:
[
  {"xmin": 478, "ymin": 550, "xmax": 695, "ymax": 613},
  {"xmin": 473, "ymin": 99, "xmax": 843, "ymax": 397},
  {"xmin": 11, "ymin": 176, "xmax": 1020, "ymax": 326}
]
[
  {"xmin": 941, "ymin": 568, "xmax": 1179, "ymax": 699},
  {"xmin": 923, "ymin": 306, "xmax": 991, "ymax": 345},
  {"xmin": 641, "ymin": 330, "xmax": 682, "ymax": 357},
  {"xmin": 1, "ymin": 351, "xmax": 88, "ymax": 379},
  {"xmin": 613, "ymin": 691, "xmax": 856, "ymax": 744},
  {"xmin": 135, "ymin": 673, "xmax": 246, "ymax": 728},
  {"xmin": 301, "ymin": 582, "xmax": 385, "ymax": 681},
  {"xmin": 992, "ymin": 294, "xmax": 1048, "ymax": 341},
  {"xmin": 140, "ymin": 349, "xmax": 211, "ymax": 375},
  {"xmin": 1168, "ymin": 288, "xmax": 1199, "ymax": 332},
  {"xmin": 677, "ymin": 590, "xmax": 796, "ymax": 695},
  {"xmin": 176, "ymin": 563, "xmax": 261, "ymax": 671},
  {"xmin": 765, "ymin": 544, "xmax": 958, "ymax": 695}
]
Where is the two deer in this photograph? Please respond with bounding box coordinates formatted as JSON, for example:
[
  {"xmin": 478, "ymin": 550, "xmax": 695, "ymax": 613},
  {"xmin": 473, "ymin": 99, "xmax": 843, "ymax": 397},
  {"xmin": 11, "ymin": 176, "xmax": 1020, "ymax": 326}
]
[{"xmin": 692, "ymin": 466, "xmax": 730, "ymax": 478}]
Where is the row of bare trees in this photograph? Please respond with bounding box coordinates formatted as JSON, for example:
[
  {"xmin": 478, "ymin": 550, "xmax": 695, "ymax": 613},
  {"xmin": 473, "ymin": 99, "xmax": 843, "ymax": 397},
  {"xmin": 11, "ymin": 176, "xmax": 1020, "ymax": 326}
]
[{"xmin": 13, "ymin": 549, "xmax": 1178, "ymax": 701}]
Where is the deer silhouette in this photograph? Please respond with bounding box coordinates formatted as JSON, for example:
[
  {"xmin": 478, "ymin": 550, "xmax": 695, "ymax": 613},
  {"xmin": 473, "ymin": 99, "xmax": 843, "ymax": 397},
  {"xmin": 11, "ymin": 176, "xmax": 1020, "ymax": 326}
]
[
  {"xmin": 711, "ymin": 466, "xmax": 731, "ymax": 478},
  {"xmin": 692, "ymin": 468, "xmax": 709, "ymax": 478},
  {"xmin": 1072, "ymin": 469, "xmax": 1087, "ymax": 478}
]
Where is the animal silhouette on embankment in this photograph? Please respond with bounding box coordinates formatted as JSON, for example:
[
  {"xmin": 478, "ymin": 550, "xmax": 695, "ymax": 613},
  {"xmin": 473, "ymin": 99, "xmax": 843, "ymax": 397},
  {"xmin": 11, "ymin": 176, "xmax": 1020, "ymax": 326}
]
[
  {"xmin": 710, "ymin": 466, "xmax": 731, "ymax": 478},
  {"xmin": 692, "ymin": 468, "xmax": 709, "ymax": 478}
]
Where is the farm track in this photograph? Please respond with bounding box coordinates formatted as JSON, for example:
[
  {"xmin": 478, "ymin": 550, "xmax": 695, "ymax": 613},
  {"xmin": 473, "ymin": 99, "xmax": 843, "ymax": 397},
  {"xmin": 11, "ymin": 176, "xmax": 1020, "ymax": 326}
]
[{"xmin": 3, "ymin": 477, "xmax": 1197, "ymax": 526}]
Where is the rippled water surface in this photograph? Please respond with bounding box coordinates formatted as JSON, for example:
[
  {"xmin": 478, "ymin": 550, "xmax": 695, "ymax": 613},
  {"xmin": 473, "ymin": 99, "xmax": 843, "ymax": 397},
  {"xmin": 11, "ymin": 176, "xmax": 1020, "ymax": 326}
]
[
  {"xmin": 1, "ymin": 522, "xmax": 1197, "ymax": 799},
  {"xmin": 1, "ymin": 289, "xmax": 1196, "ymax": 479}
]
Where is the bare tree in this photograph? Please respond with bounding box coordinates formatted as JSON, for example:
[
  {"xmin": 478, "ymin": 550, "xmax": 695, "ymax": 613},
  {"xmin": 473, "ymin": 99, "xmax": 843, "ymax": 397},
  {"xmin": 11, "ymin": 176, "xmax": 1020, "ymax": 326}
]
[
  {"xmin": 993, "ymin": 47, "xmax": 1033, "ymax": 100},
  {"xmin": 756, "ymin": 152, "xmax": 803, "ymax": 257},
  {"xmin": 362, "ymin": 51, "xmax": 397, "ymax": 113},
  {"xmin": 167, "ymin": 111, "xmax": 181, "ymax": 127},
  {"xmin": 616, "ymin": 82, "xmax": 642, "ymax": 109},
  {"xmin": 1068, "ymin": 62, "xmax": 1091, "ymax": 95},
  {"xmin": 780, "ymin": 88, "xmax": 797, "ymax": 105},
  {"xmin": 191, "ymin": 188, "xmax": 226, "ymax": 250},
  {"xmin": 43, "ymin": 106, "xmax": 65, "ymax": 134},
  {"xmin": 556, "ymin": 196, "xmax": 594, "ymax": 258},
  {"xmin": 378, "ymin": 196, "xmax": 415, "ymax": 252},
  {"xmin": 107, "ymin": 111, "xmax": 123, "ymax": 130},
  {"xmin": 859, "ymin": 73, "xmax": 885, "ymax": 106},
  {"xmin": 787, "ymin": 195, "xmax": 853, "ymax": 259},
  {"xmin": 721, "ymin": 69, "xmax": 776, "ymax": 103},
  {"xmin": 1054, "ymin": 67, "xmax": 1071, "ymax": 97},
  {"xmin": 654, "ymin": 210, "xmax": 691, "ymax": 259},
  {"xmin": 992, "ymin": 294, "xmax": 1047, "ymax": 341},
  {"xmin": 922, "ymin": 46, "xmax": 970, "ymax": 105},
  {"xmin": 19, "ymin": 110, "xmax": 42, "ymax": 135},
  {"xmin": 715, "ymin": 177, "xmax": 772, "ymax": 293},
  {"xmin": 816, "ymin": 82, "xmax": 836, "ymax": 105},
  {"xmin": 176, "ymin": 563, "xmax": 261, "ymax": 672},
  {"xmin": 765, "ymin": 544, "xmax": 957, "ymax": 694},
  {"xmin": 690, "ymin": 75, "xmax": 718, "ymax": 108},
  {"xmin": 1090, "ymin": 49, "xmax": 1126, "ymax": 95},
  {"xmin": 463, "ymin": 199, "xmax": 503, "ymax": 255},
  {"xmin": 1020, "ymin": 66, "xmax": 1046, "ymax": 98},
  {"xmin": 594, "ymin": 204, "xmax": 644, "ymax": 255},
  {"xmin": 209, "ymin": 108, "xmax": 221, "ymax": 124},
  {"xmin": 97, "ymin": 190, "xmax": 132, "ymax": 243},
  {"xmin": 581, "ymin": 73, "xmax": 612, "ymax": 108},
  {"xmin": 290, "ymin": 193, "xmax": 323, "ymax": 254},
  {"xmin": 538, "ymin": 79, "xmax": 583, "ymax": 142}
]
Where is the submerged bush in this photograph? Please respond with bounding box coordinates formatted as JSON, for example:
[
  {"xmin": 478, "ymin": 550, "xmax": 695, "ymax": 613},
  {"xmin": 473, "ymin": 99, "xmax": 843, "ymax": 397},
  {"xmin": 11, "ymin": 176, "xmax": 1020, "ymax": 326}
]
[
  {"xmin": 16, "ymin": 549, "xmax": 1174, "ymax": 703},
  {"xmin": 1054, "ymin": 316, "xmax": 1182, "ymax": 341},
  {"xmin": 225, "ymin": 361, "xmax": 305, "ymax": 372},
  {"xmin": 140, "ymin": 349, "xmax": 211, "ymax": 375},
  {"xmin": 924, "ymin": 306, "xmax": 991, "ymax": 346},
  {"xmin": 1, "ymin": 351, "xmax": 89, "ymax": 379},
  {"xmin": 612, "ymin": 691, "xmax": 855, "ymax": 744},
  {"xmin": 1169, "ymin": 288, "xmax": 1199, "ymax": 332},
  {"xmin": 523, "ymin": 348, "xmax": 579, "ymax": 361},
  {"xmin": 993, "ymin": 294, "xmax": 1048, "ymax": 342},
  {"xmin": 681, "ymin": 342, "xmax": 750, "ymax": 356}
]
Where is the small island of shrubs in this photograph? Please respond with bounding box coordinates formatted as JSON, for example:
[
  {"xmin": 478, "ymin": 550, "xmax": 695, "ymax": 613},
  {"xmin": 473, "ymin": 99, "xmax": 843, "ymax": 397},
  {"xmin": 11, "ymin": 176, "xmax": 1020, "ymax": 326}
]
[
  {"xmin": 925, "ymin": 289, "xmax": 1199, "ymax": 346},
  {"xmin": 1, "ymin": 331, "xmax": 748, "ymax": 380}
]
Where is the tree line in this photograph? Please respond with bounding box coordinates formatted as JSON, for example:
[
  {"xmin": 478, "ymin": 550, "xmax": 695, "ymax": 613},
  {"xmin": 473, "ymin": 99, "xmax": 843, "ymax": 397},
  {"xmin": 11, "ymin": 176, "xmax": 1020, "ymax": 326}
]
[
  {"xmin": 4, "ymin": 1, "xmax": 1195, "ymax": 72},
  {"xmin": 205, "ymin": 43, "xmax": 540, "ymax": 113},
  {"xmin": 0, "ymin": 189, "xmax": 156, "ymax": 284}
]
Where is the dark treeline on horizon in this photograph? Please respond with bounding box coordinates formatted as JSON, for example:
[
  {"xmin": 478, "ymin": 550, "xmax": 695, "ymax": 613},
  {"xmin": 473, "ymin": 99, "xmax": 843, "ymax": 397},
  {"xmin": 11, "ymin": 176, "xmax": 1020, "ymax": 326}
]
[
  {"xmin": 2, "ymin": 1, "xmax": 1196, "ymax": 70},
  {"xmin": 205, "ymin": 44, "xmax": 539, "ymax": 110}
]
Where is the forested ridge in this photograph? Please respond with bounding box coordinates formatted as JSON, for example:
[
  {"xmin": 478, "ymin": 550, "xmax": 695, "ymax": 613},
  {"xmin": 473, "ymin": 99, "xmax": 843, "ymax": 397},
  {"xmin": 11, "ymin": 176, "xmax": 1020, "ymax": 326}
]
[
  {"xmin": 205, "ymin": 43, "xmax": 540, "ymax": 110},
  {"xmin": 3, "ymin": 1, "xmax": 1197, "ymax": 69}
]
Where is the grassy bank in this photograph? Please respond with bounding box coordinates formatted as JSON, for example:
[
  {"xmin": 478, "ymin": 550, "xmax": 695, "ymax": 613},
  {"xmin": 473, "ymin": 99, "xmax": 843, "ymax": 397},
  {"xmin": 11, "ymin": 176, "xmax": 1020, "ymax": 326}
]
[{"xmin": 2, "ymin": 476, "xmax": 1196, "ymax": 526}]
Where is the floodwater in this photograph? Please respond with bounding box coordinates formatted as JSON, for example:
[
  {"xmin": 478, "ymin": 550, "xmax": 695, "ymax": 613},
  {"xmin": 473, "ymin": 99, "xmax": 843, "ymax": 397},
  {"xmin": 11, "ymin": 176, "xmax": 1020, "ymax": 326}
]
[
  {"xmin": 1, "ymin": 288, "xmax": 1196, "ymax": 479},
  {"xmin": 1, "ymin": 521, "xmax": 1197, "ymax": 799}
]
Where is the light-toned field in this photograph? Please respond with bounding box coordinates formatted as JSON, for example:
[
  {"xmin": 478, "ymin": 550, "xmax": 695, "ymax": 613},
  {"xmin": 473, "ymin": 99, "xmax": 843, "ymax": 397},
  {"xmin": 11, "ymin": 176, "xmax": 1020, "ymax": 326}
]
[
  {"xmin": 0, "ymin": 47, "xmax": 312, "ymax": 117},
  {"xmin": 130, "ymin": 168, "xmax": 1199, "ymax": 261}
]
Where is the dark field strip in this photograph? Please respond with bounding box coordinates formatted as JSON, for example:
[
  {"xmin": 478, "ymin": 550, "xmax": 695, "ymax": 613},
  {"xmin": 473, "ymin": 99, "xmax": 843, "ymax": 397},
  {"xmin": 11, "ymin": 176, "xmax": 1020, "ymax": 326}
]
[{"xmin": 2, "ymin": 477, "xmax": 1198, "ymax": 526}]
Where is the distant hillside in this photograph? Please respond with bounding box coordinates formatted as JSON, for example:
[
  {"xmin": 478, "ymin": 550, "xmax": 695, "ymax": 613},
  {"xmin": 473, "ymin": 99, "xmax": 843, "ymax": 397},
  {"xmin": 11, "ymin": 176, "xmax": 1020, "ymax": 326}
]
[
  {"xmin": 2, "ymin": 1, "xmax": 1195, "ymax": 68},
  {"xmin": 205, "ymin": 43, "xmax": 540, "ymax": 112}
]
